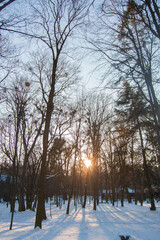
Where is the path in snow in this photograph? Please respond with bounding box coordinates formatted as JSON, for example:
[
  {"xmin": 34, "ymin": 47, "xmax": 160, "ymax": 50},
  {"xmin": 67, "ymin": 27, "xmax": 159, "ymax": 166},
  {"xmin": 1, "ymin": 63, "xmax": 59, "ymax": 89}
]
[{"xmin": 0, "ymin": 201, "xmax": 160, "ymax": 240}]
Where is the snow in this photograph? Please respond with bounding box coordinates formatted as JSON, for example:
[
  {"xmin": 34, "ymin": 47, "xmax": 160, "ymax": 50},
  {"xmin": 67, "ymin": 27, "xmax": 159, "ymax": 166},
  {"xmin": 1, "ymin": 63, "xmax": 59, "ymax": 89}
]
[{"xmin": 0, "ymin": 200, "xmax": 160, "ymax": 240}]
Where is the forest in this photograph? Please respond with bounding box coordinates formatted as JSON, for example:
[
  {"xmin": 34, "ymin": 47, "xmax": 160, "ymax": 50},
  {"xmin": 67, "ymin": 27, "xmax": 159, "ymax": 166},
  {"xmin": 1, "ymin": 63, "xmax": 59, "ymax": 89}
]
[{"xmin": 0, "ymin": 0, "xmax": 160, "ymax": 232}]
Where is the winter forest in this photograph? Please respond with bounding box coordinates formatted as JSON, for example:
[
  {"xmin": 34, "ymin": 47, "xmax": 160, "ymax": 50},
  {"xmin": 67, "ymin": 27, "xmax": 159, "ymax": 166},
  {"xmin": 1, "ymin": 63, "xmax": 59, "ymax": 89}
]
[{"xmin": 0, "ymin": 0, "xmax": 160, "ymax": 239}]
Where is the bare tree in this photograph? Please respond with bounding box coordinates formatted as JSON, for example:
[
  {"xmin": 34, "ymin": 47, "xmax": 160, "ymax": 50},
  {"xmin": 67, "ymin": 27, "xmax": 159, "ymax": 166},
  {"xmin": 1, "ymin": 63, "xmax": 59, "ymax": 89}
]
[
  {"xmin": 18, "ymin": 100, "xmax": 45, "ymax": 212},
  {"xmin": 66, "ymin": 107, "xmax": 82, "ymax": 214},
  {"xmin": 123, "ymin": 0, "xmax": 160, "ymax": 40},
  {"xmin": 84, "ymin": 93, "xmax": 110, "ymax": 210},
  {"xmin": 86, "ymin": 0, "xmax": 160, "ymax": 161},
  {"xmin": 115, "ymin": 84, "xmax": 157, "ymax": 210},
  {"xmin": 0, "ymin": 79, "xmax": 30, "ymax": 229},
  {"xmin": 8, "ymin": 0, "xmax": 93, "ymax": 229},
  {"xmin": 0, "ymin": 0, "xmax": 16, "ymax": 12}
]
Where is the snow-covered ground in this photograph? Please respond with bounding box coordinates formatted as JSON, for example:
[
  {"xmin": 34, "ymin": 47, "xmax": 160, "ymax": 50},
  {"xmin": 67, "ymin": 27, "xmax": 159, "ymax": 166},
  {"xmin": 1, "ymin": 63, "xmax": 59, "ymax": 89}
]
[{"xmin": 0, "ymin": 200, "xmax": 160, "ymax": 240}]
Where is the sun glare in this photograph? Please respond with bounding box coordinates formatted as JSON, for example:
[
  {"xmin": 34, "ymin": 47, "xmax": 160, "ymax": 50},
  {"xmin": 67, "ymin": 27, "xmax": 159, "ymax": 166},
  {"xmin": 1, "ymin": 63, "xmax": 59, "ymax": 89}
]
[{"xmin": 84, "ymin": 159, "xmax": 92, "ymax": 168}]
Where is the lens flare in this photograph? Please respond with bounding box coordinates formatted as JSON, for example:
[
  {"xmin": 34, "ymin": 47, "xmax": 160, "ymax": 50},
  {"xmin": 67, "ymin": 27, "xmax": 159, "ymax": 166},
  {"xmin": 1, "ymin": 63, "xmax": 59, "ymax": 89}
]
[{"xmin": 84, "ymin": 159, "xmax": 92, "ymax": 168}]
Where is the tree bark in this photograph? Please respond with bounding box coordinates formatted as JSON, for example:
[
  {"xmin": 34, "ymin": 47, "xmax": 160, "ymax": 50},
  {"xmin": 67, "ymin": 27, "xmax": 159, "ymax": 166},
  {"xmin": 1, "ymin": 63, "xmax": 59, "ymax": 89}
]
[
  {"xmin": 10, "ymin": 112, "xmax": 21, "ymax": 230},
  {"xmin": 35, "ymin": 63, "xmax": 57, "ymax": 228},
  {"xmin": 138, "ymin": 121, "xmax": 156, "ymax": 210},
  {"xmin": 82, "ymin": 169, "xmax": 88, "ymax": 208}
]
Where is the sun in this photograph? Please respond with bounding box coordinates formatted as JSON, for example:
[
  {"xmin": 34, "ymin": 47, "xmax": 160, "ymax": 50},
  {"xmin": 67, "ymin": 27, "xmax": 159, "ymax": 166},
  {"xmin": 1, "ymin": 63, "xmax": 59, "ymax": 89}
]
[{"xmin": 84, "ymin": 159, "xmax": 92, "ymax": 168}]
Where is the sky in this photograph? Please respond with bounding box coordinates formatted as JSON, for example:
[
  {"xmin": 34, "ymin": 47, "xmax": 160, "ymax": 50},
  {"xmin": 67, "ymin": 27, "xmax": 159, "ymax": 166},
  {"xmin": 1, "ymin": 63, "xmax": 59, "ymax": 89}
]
[{"xmin": 0, "ymin": 0, "xmax": 109, "ymax": 91}]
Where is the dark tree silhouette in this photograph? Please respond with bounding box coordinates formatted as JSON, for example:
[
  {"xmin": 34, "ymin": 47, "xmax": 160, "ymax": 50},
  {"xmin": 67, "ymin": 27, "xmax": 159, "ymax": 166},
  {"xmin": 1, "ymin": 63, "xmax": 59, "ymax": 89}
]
[{"xmin": 0, "ymin": 0, "xmax": 16, "ymax": 12}]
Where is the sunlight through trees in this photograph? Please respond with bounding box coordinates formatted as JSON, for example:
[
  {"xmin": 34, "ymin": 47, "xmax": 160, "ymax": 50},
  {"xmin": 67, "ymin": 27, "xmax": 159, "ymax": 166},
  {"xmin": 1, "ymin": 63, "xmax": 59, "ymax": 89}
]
[{"xmin": 0, "ymin": 0, "xmax": 159, "ymax": 233}]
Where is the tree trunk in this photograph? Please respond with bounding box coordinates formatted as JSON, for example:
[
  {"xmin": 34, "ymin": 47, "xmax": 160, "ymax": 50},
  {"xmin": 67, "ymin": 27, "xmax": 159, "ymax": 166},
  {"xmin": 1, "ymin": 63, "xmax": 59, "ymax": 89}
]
[
  {"xmin": 145, "ymin": 74, "xmax": 160, "ymax": 160},
  {"xmin": 66, "ymin": 163, "xmax": 76, "ymax": 214},
  {"xmin": 93, "ymin": 158, "xmax": 97, "ymax": 211},
  {"xmin": 121, "ymin": 187, "xmax": 124, "ymax": 207},
  {"xmin": 35, "ymin": 161, "xmax": 47, "ymax": 228},
  {"xmin": 126, "ymin": 188, "xmax": 131, "ymax": 204},
  {"xmin": 35, "ymin": 62, "xmax": 57, "ymax": 228},
  {"xmin": 140, "ymin": 184, "xmax": 144, "ymax": 206},
  {"xmin": 138, "ymin": 122, "xmax": 156, "ymax": 210},
  {"xmin": 82, "ymin": 170, "xmax": 88, "ymax": 208},
  {"xmin": 18, "ymin": 194, "xmax": 25, "ymax": 212},
  {"xmin": 10, "ymin": 164, "xmax": 16, "ymax": 230},
  {"xmin": 93, "ymin": 180, "xmax": 97, "ymax": 210},
  {"xmin": 10, "ymin": 111, "xmax": 21, "ymax": 230}
]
